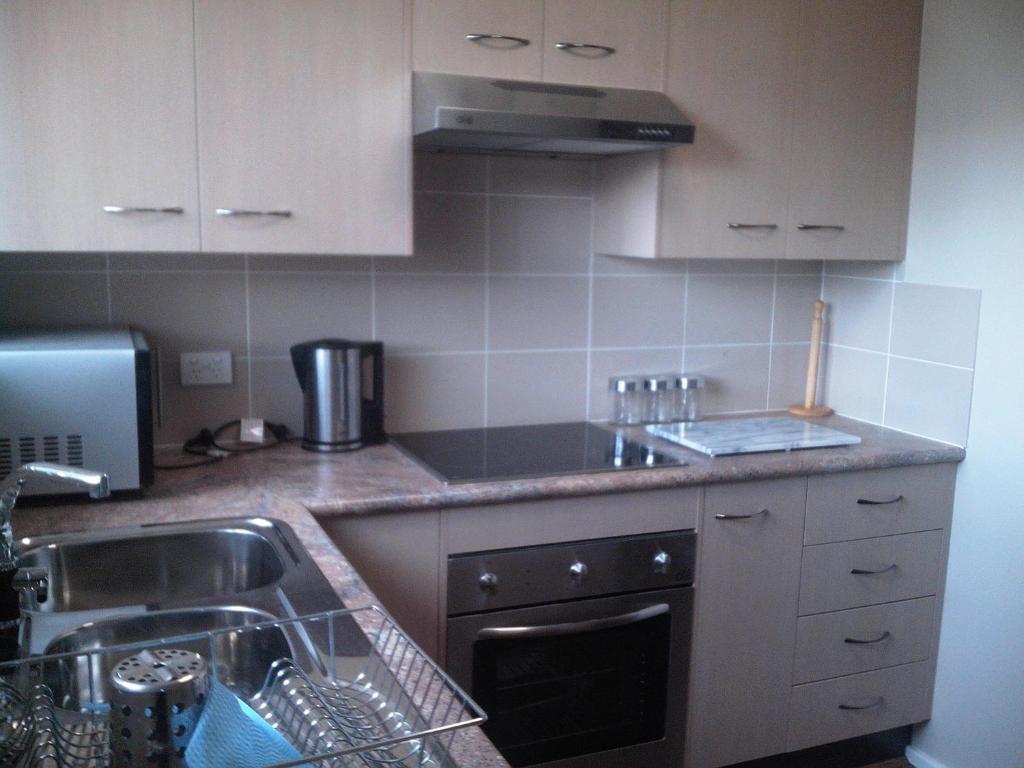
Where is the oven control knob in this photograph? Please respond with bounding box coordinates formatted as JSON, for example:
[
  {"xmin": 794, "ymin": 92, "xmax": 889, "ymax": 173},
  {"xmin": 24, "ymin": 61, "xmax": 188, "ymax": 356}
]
[
  {"xmin": 653, "ymin": 551, "xmax": 672, "ymax": 574},
  {"xmin": 479, "ymin": 572, "xmax": 499, "ymax": 593},
  {"xmin": 569, "ymin": 561, "xmax": 589, "ymax": 584}
]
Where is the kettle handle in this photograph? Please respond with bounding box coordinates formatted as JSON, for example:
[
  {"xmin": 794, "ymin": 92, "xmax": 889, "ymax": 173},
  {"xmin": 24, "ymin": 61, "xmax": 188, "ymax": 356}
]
[
  {"xmin": 290, "ymin": 344, "xmax": 309, "ymax": 388},
  {"xmin": 362, "ymin": 343, "xmax": 384, "ymax": 405}
]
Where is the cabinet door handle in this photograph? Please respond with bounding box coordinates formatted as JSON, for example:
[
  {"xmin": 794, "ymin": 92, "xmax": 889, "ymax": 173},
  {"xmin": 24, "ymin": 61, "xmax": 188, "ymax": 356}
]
[
  {"xmin": 215, "ymin": 208, "xmax": 292, "ymax": 218},
  {"xmin": 839, "ymin": 697, "xmax": 884, "ymax": 711},
  {"xmin": 850, "ymin": 563, "xmax": 898, "ymax": 575},
  {"xmin": 466, "ymin": 33, "xmax": 530, "ymax": 47},
  {"xmin": 856, "ymin": 495, "xmax": 904, "ymax": 506},
  {"xmin": 103, "ymin": 205, "xmax": 184, "ymax": 214},
  {"xmin": 796, "ymin": 224, "xmax": 845, "ymax": 231},
  {"xmin": 715, "ymin": 508, "xmax": 769, "ymax": 521},
  {"xmin": 844, "ymin": 631, "xmax": 892, "ymax": 645},
  {"xmin": 555, "ymin": 41, "xmax": 616, "ymax": 55},
  {"xmin": 728, "ymin": 223, "xmax": 778, "ymax": 230}
]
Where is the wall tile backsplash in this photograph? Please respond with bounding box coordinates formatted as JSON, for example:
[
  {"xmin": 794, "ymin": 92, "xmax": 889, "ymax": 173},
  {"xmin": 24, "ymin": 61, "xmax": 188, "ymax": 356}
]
[
  {"xmin": 0, "ymin": 154, "xmax": 980, "ymax": 449},
  {"xmin": 820, "ymin": 261, "xmax": 981, "ymax": 446}
]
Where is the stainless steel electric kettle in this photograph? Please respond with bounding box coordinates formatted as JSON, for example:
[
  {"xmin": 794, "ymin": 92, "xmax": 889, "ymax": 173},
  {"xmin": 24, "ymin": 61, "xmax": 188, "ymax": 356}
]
[{"xmin": 290, "ymin": 339, "xmax": 384, "ymax": 452}]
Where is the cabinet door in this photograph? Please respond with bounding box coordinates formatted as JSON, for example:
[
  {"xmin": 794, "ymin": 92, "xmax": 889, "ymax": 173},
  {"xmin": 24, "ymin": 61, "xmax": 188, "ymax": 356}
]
[
  {"xmin": 785, "ymin": 0, "xmax": 922, "ymax": 261},
  {"xmin": 0, "ymin": 0, "xmax": 199, "ymax": 252},
  {"xmin": 687, "ymin": 478, "xmax": 806, "ymax": 768},
  {"xmin": 659, "ymin": 0, "xmax": 800, "ymax": 260},
  {"xmin": 195, "ymin": 0, "xmax": 412, "ymax": 255},
  {"xmin": 412, "ymin": 0, "xmax": 543, "ymax": 80},
  {"xmin": 542, "ymin": 0, "xmax": 668, "ymax": 89}
]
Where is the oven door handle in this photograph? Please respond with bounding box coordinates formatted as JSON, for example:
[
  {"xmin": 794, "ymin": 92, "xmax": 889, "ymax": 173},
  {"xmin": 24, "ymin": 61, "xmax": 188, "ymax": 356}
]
[{"xmin": 477, "ymin": 603, "xmax": 670, "ymax": 641}]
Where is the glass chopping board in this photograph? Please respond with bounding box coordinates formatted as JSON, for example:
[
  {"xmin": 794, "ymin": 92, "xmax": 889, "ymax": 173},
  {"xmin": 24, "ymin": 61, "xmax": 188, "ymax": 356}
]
[{"xmin": 647, "ymin": 416, "xmax": 861, "ymax": 456}]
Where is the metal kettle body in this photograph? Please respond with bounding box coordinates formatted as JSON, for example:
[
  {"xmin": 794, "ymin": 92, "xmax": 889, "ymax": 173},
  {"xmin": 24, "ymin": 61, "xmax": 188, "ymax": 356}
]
[{"xmin": 289, "ymin": 339, "xmax": 384, "ymax": 452}]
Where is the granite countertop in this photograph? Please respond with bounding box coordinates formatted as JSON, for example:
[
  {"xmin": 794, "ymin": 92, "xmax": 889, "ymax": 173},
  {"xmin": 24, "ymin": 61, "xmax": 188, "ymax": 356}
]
[
  {"xmin": 44, "ymin": 414, "xmax": 960, "ymax": 520},
  {"xmin": 12, "ymin": 413, "xmax": 962, "ymax": 768}
]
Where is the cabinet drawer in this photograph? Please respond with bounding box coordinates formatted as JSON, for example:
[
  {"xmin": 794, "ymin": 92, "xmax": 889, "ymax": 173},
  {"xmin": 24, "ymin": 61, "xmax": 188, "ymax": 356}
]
[
  {"xmin": 787, "ymin": 661, "xmax": 933, "ymax": 752},
  {"xmin": 805, "ymin": 464, "xmax": 955, "ymax": 545},
  {"xmin": 799, "ymin": 531, "xmax": 943, "ymax": 615},
  {"xmin": 793, "ymin": 597, "xmax": 935, "ymax": 684}
]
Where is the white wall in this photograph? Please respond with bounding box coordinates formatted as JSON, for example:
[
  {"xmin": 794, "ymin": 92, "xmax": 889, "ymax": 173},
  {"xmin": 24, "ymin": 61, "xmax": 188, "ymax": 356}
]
[{"xmin": 903, "ymin": 2, "xmax": 1024, "ymax": 767}]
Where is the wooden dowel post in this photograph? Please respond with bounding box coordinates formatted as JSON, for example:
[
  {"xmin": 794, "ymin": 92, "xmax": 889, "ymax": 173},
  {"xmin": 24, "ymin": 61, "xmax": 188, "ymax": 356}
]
[{"xmin": 789, "ymin": 299, "xmax": 833, "ymax": 418}]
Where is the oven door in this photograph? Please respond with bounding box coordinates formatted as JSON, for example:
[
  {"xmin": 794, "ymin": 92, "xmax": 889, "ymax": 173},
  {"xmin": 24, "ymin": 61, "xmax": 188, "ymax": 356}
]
[{"xmin": 447, "ymin": 587, "xmax": 692, "ymax": 768}]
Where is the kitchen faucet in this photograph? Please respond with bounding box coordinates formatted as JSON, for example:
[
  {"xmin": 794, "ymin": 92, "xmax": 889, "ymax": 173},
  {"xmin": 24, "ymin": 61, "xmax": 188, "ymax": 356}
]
[{"xmin": 1, "ymin": 462, "xmax": 110, "ymax": 571}]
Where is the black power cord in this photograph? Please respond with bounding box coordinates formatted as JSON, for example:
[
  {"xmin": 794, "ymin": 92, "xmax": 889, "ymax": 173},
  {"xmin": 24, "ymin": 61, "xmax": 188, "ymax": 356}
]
[{"xmin": 154, "ymin": 419, "xmax": 295, "ymax": 471}]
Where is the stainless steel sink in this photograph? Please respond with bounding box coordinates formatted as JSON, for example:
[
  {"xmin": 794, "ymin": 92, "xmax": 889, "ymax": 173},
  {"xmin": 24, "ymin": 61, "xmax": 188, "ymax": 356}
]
[
  {"xmin": 19, "ymin": 527, "xmax": 285, "ymax": 612},
  {"xmin": 41, "ymin": 606, "xmax": 294, "ymax": 708},
  {"xmin": 15, "ymin": 517, "xmax": 345, "ymax": 657}
]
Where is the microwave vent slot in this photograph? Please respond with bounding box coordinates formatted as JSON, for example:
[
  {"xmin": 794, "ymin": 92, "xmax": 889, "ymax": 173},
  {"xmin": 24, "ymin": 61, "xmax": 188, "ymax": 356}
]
[
  {"xmin": 43, "ymin": 435, "xmax": 60, "ymax": 462},
  {"xmin": 0, "ymin": 438, "xmax": 11, "ymax": 480},
  {"xmin": 67, "ymin": 435, "xmax": 84, "ymax": 466},
  {"xmin": 0, "ymin": 435, "xmax": 85, "ymax": 475},
  {"xmin": 17, "ymin": 436, "xmax": 37, "ymax": 464}
]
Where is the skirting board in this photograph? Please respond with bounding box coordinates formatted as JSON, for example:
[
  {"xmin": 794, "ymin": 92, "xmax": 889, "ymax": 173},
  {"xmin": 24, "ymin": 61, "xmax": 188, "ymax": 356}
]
[{"xmin": 906, "ymin": 745, "xmax": 952, "ymax": 768}]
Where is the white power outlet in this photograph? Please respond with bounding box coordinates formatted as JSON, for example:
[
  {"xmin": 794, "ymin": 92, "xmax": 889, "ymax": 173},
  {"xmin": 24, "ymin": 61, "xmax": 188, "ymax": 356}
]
[{"xmin": 180, "ymin": 351, "xmax": 233, "ymax": 386}]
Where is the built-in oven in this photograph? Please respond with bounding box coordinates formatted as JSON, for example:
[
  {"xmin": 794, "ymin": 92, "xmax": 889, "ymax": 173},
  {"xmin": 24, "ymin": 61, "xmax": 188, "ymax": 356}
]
[{"xmin": 446, "ymin": 530, "xmax": 695, "ymax": 768}]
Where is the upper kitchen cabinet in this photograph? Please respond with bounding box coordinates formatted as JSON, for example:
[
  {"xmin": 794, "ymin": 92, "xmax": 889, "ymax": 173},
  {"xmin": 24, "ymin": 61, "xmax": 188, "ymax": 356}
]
[
  {"xmin": 412, "ymin": 0, "xmax": 544, "ymax": 80},
  {"xmin": 659, "ymin": 0, "xmax": 800, "ymax": 261},
  {"xmin": 195, "ymin": 0, "xmax": 412, "ymax": 255},
  {"xmin": 542, "ymin": 0, "xmax": 669, "ymax": 89},
  {"xmin": 0, "ymin": 0, "xmax": 200, "ymax": 252},
  {"xmin": 786, "ymin": 0, "xmax": 922, "ymax": 261}
]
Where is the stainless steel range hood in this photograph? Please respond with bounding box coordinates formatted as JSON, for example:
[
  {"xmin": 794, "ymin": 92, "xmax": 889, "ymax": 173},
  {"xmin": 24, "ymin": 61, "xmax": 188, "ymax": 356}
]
[{"xmin": 413, "ymin": 72, "xmax": 694, "ymax": 158}]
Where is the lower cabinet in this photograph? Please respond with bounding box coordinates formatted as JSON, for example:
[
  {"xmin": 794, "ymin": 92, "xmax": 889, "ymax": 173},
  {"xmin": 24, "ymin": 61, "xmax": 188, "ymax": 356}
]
[
  {"xmin": 686, "ymin": 478, "xmax": 807, "ymax": 768},
  {"xmin": 687, "ymin": 464, "xmax": 955, "ymax": 768}
]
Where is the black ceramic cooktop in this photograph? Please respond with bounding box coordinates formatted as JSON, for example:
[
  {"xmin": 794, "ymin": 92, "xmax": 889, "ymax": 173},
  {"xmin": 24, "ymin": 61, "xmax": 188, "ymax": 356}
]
[{"xmin": 390, "ymin": 421, "xmax": 685, "ymax": 485}]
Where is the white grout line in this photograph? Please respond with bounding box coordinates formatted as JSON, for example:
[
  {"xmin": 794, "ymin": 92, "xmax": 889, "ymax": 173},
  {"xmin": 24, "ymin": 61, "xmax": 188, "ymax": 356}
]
[
  {"xmin": 482, "ymin": 157, "xmax": 492, "ymax": 428},
  {"xmin": 879, "ymin": 279, "xmax": 898, "ymax": 424},
  {"xmin": 243, "ymin": 253, "xmax": 254, "ymax": 417},
  {"xmin": 765, "ymin": 259, "xmax": 780, "ymax": 409},
  {"xmin": 680, "ymin": 260, "xmax": 690, "ymax": 373},
  {"xmin": 826, "ymin": 342, "xmax": 975, "ymax": 371},
  {"xmin": 823, "ymin": 272, "xmax": 898, "ymax": 284},
  {"xmin": 584, "ymin": 162, "xmax": 597, "ymax": 421}
]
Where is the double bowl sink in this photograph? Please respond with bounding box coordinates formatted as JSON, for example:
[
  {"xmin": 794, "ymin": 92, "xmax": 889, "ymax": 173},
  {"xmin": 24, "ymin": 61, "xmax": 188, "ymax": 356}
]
[{"xmin": 13, "ymin": 518, "xmax": 346, "ymax": 707}]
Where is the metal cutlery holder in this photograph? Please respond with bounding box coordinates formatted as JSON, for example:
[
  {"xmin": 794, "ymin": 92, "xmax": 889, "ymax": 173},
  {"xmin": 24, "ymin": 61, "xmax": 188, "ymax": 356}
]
[{"xmin": 0, "ymin": 606, "xmax": 486, "ymax": 767}]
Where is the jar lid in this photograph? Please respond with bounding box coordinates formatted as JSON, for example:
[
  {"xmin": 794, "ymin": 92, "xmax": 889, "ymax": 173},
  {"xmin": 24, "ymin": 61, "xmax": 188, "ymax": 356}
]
[
  {"xmin": 643, "ymin": 375, "xmax": 671, "ymax": 391},
  {"xmin": 609, "ymin": 375, "xmax": 640, "ymax": 393},
  {"xmin": 674, "ymin": 374, "xmax": 705, "ymax": 390}
]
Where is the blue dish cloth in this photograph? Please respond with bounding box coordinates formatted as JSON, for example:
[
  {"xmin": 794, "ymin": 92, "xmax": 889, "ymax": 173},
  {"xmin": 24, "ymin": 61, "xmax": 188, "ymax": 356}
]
[{"xmin": 185, "ymin": 680, "xmax": 309, "ymax": 768}]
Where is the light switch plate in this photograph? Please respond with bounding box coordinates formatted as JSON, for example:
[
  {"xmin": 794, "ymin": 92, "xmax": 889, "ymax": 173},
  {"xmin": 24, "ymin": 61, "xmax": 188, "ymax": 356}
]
[{"xmin": 180, "ymin": 351, "xmax": 233, "ymax": 386}]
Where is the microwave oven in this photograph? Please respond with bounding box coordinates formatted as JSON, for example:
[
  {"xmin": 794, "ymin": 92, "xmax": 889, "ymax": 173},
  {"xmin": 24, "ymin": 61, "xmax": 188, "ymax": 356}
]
[{"xmin": 0, "ymin": 328, "xmax": 154, "ymax": 496}]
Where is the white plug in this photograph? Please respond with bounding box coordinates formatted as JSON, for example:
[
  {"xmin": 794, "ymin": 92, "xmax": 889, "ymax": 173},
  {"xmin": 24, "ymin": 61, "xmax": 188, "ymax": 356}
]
[{"xmin": 240, "ymin": 417, "xmax": 265, "ymax": 444}]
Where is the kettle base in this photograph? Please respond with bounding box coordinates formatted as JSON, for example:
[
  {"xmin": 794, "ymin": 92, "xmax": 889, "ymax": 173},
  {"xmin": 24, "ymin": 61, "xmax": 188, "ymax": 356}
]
[{"xmin": 301, "ymin": 439, "xmax": 365, "ymax": 453}]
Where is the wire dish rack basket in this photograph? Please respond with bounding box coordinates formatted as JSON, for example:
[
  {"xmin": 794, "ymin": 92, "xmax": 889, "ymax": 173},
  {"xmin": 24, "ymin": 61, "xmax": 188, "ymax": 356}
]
[{"xmin": 0, "ymin": 606, "xmax": 486, "ymax": 767}]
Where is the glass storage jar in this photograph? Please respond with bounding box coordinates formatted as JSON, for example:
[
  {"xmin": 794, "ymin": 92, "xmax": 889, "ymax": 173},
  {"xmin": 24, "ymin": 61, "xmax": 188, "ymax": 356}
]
[
  {"xmin": 608, "ymin": 376, "xmax": 643, "ymax": 424},
  {"xmin": 643, "ymin": 375, "xmax": 674, "ymax": 423},
  {"xmin": 672, "ymin": 375, "xmax": 705, "ymax": 422}
]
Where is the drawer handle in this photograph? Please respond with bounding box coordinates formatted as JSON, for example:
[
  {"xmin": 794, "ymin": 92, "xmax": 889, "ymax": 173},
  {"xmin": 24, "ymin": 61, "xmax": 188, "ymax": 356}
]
[
  {"xmin": 844, "ymin": 631, "xmax": 892, "ymax": 645},
  {"xmin": 715, "ymin": 508, "xmax": 769, "ymax": 521},
  {"xmin": 728, "ymin": 223, "xmax": 778, "ymax": 230},
  {"xmin": 466, "ymin": 33, "xmax": 531, "ymax": 47},
  {"xmin": 851, "ymin": 564, "xmax": 898, "ymax": 575},
  {"xmin": 555, "ymin": 41, "xmax": 616, "ymax": 56},
  {"xmin": 103, "ymin": 205, "xmax": 184, "ymax": 215},
  {"xmin": 215, "ymin": 208, "xmax": 292, "ymax": 218},
  {"xmin": 857, "ymin": 495, "xmax": 905, "ymax": 506},
  {"xmin": 839, "ymin": 697, "xmax": 884, "ymax": 711},
  {"xmin": 797, "ymin": 224, "xmax": 845, "ymax": 231}
]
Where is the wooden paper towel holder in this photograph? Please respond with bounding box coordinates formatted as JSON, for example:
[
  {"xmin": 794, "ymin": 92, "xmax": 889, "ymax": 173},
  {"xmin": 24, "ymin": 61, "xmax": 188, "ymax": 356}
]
[{"xmin": 788, "ymin": 299, "xmax": 833, "ymax": 418}]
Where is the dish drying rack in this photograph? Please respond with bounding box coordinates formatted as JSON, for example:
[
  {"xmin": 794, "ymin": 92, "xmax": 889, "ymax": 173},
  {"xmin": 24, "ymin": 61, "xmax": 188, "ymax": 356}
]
[{"xmin": 0, "ymin": 606, "xmax": 486, "ymax": 767}]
